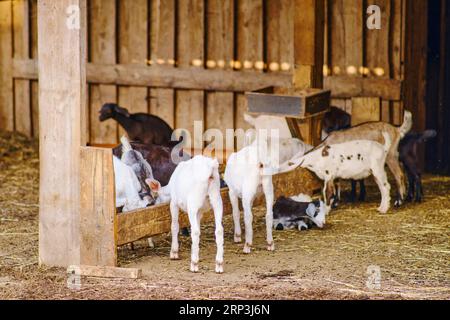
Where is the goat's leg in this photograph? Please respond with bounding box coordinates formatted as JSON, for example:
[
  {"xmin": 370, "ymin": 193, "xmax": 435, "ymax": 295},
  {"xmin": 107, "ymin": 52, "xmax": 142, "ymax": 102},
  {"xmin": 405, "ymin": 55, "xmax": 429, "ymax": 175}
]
[
  {"xmin": 359, "ymin": 180, "xmax": 366, "ymax": 201},
  {"xmin": 242, "ymin": 194, "xmax": 255, "ymax": 254},
  {"xmin": 209, "ymin": 188, "xmax": 224, "ymax": 273},
  {"xmin": 169, "ymin": 202, "xmax": 180, "ymax": 260},
  {"xmin": 372, "ymin": 168, "xmax": 391, "ymax": 214},
  {"xmin": 323, "ymin": 180, "xmax": 333, "ymax": 214},
  {"xmin": 262, "ymin": 175, "xmax": 275, "ymax": 251},
  {"xmin": 406, "ymin": 168, "xmax": 415, "ymax": 202},
  {"xmin": 415, "ymin": 173, "xmax": 423, "ymax": 202},
  {"xmin": 350, "ymin": 180, "xmax": 357, "ymax": 203},
  {"xmin": 187, "ymin": 207, "xmax": 201, "ymax": 273},
  {"xmin": 229, "ymin": 188, "xmax": 242, "ymax": 243},
  {"xmin": 386, "ymin": 155, "xmax": 405, "ymax": 207}
]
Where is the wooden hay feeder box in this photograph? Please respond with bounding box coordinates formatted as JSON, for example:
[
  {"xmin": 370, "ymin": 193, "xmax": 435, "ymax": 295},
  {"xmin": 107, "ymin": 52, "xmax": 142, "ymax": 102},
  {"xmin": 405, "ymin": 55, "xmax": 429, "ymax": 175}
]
[{"xmin": 246, "ymin": 87, "xmax": 331, "ymax": 146}]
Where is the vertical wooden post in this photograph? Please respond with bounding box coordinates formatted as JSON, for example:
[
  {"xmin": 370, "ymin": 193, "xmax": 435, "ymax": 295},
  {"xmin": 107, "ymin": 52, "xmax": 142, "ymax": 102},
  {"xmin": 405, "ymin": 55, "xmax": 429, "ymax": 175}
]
[
  {"xmin": 0, "ymin": 0, "xmax": 13, "ymax": 131},
  {"xmin": 38, "ymin": 0, "xmax": 87, "ymax": 267},
  {"xmin": 293, "ymin": 0, "xmax": 325, "ymax": 145}
]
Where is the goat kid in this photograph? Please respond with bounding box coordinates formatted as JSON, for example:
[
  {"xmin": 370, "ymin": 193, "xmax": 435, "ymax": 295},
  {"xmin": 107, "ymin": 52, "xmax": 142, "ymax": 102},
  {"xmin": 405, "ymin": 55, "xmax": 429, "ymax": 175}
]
[
  {"xmin": 273, "ymin": 194, "xmax": 326, "ymax": 231},
  {"xmin": 147, "ymin": 155, "xmax": 224, "ymax": 273},
  {"xmin": 283, "ymin": 132, "xmax": 393, "ymax": 214},
  {"xmin": 224, "ymin": 134, "xmax": 307, "ymax": 254},
  {"xmin": 99, "ymin": 103, "xmax": 182, "ymax": 147}
]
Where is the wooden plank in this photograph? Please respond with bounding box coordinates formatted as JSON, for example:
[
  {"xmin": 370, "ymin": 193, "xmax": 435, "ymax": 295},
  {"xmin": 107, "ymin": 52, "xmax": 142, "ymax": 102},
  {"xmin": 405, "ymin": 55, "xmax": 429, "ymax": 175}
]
[
  {"xmin": 150, "ymin": 0, "xmax": 175, "ymax": 128},
  {"xmin": 206, "ymin": 0, "xmax": 234, "ymax": 154},
  {"xmin": 117, "ymin": 167, "xmax": 322, "ymax": 245},
  {"xmin": 13, "ymin": 58, "xmax": 293, "ymax": 91},
  {"xmin": 80, "ymin": 147, "xmax": 117, "ymax": 267},
  {"xmin": 89, "ymin": 0, "xmax": 117, "ymax": 144},
  {"xmin": 0, "ymin": 0, "xmax": 14, "ymax": 131},
  {"xmin": 30, "ymin": 0, "xmax": 38, "ymax": 137},
  {"xmin": 235, "ymin": 0, "xmax": 264, "ymax": 132},
  {"xmin": 13, "ymin": 0, "xmax": 31, "ymax": 136},
  {"xmin": 67, "ymin": 265, "xmax": 141, "ymax": 279},
  {"xmin": 176, "ymin": 0, "xmax": 205, "ymax": 149},
  {"xmin": 324, "ymin": 76, "xmax": 401, "ymax": 100},
  {"xmin": 392, "ymin": 0, "xmax": 405, "ymax": 125},
  {"xmin": 118, "ymin": 0, "xmax": 148, "ymax": 138},
  {"xmin": 293, "ymin": 0, "xmax": 325, "ymax": 89},
  {"xmin": 351, "ymin": 97, "xmax": 381, "ymax": 126},
  {"xmin": 330, "ymin": 0, "xmax": 363, "ymax": 75},
  {"xmin": 38, "ymin": 0, "xmax": 87, "ymax": 267}
]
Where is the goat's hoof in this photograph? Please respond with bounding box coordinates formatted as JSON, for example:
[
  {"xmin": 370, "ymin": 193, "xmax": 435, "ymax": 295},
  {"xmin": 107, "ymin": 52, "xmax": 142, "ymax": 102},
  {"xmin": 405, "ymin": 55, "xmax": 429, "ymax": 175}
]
[
  {"xmin": 234, "ymin": 235, "xmax": 242, "ymax": 243},
  {"xmin": 147, "ymin": 238, "xmax": 155, "ymax": 248},
  {"xmin": 267, "ymin": 242, "xmax": 275, "ymax": 251},
  {"xmin": 378, "ymin": 206, "xmax": 389, "ymax": 214},
  {"xmin": 394, "ymin": 199, "xmax": 403, "ymax": 207},
  {"xmin": 243, "ymin": 244, "xmax": 252, "ymax": 254},
  {"xmin": 415, "ymin": 197, "xmax": 422, "ymax": 203},
  {"xmin": 170, "ymin": 251, "xmax": 179, "ymax": 260},
  {"xmin": 215, "ymin": 261, "xmax": 224, "ymax": 274},
  {"xmin": 190, "ymin": 261, "xmax": 199, "ymax": 273}
]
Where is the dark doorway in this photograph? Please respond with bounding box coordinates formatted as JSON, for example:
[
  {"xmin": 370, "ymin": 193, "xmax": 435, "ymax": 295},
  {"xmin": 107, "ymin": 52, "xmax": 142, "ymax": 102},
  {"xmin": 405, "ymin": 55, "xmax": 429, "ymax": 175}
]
[{"xmin": 425, "ymin": 0, "xmax": 450, "ymax": 175}]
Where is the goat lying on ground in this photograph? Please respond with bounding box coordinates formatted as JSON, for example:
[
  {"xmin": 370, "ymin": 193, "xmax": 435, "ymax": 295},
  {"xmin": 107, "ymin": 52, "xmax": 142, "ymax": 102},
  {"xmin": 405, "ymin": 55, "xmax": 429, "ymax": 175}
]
[
  {"xmin": 99, "ymin": 103, "xmax": 182, "ymax": 147},
  {"xmin": 224, "ymin": 134, "xmax": 308, "ymax": 254},
  {"xmin": 321, "ymin": 110, "xmax": 413, "ymax": 206},
  {"xmin": 273, "ymin": 194, "xmax": 326, "ymax": 231},
  {"xmin": 283, "ymin": 132, "xmax": 393, "ymax": 213},
  {"xmin": 147, "ymin": 155, "xmax": 224, "ymax": 273}
]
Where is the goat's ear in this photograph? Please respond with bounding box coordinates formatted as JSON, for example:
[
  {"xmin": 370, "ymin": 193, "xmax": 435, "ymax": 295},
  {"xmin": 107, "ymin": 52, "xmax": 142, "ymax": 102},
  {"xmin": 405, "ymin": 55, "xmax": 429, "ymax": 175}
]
[
  {"xmin": 114, "ymin": 105, "xmax": 130, "ymax": 117},
  {"xmin": 145, "ymin": 179, "xmax": 161, "ymax": 193}
]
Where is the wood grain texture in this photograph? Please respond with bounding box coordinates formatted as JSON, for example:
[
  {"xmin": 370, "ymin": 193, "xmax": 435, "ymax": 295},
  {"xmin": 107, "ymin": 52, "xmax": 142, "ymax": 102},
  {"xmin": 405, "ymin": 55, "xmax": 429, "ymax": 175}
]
[
  {"xmin": 13, "ymin": 0, "xmax": 31, "ymax": 136},
  {"xmin": 150, "ymin": 0, "xmax": 176, "ymax": 127},
  {"xmin": 30, "ymin": 0, "xmax": 38, "ymax": 137},
  {"xmin": 351, "ymin": 97, "xmax": 381, "ymax": 126},
  {"xmin": 89, "ymin": 0, "xmax": 117, "ymax": 144},
  {"xmin": 38, "ymin": 0, "xmax": 87, "ymax": 267},
  {"xmin": 0, "ymin": 0, "xmax": 13, "ymax": 131},
  {"xmin": 80, "ymin": 147, "xmax": 117, "ymax": 267},
  {"xmin": 118, "ymin": 0, "xmax": 148, "ymax": 138},
  {"xmin": 117, "ymin": 167, "xmax": 322, "ymax": 245},
  {"xmin": 67, "ymin": 265, "xmax": 140, "ymax": 279},
  {"xmin": 235, "ymin": 0, "xmax": 264, "ymax": 133},
  {"xmin": 176, "ymin": 0, "xmax": 205, "ymax": 149},
  {"xmin": 206, "ymin": 0, "xmax": 235, "ymax": 154}
]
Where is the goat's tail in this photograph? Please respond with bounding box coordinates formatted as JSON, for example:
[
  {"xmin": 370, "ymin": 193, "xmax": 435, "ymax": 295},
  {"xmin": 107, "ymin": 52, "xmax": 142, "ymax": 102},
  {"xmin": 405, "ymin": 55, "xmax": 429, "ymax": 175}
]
[
  {"xmin": 120, "ymin": 135, "xmax": 133, "ymax": 153},
  {"xmin": 399, "ymin": 110, "xmax": 413, "ymax": 138}
]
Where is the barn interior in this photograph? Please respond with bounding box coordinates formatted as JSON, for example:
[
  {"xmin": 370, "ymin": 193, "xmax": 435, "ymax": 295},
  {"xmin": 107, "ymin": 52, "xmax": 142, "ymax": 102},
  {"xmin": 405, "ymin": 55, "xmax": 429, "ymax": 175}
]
[{"xmin": 0, "ymin": 0, "xmax": 449, "ymax": 299}]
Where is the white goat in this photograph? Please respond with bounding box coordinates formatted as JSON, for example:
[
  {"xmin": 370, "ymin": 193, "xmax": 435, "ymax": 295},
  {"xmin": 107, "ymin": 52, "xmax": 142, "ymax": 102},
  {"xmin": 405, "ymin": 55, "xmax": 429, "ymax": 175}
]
[
  {"xmin": 147, "ymin": 155, "xmax": 224, "ymax": 273},
  {"xmin": 113, "ymin": 156, "xmax": 149, "ymax": 212},
  {"xmin": 283, "ymin": 132, "xmax": 393, "ymax": 214},
  {"xmin": 224, "ymin": 133, "xmax": 305, "ymax": 254}
]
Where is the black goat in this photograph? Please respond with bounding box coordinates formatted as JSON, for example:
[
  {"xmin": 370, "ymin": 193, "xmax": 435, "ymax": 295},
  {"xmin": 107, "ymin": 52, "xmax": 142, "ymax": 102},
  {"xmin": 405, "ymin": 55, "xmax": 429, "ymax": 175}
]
[{"xmin": 99, "ymin": 103, "xmax": 181, "ymax": 147}]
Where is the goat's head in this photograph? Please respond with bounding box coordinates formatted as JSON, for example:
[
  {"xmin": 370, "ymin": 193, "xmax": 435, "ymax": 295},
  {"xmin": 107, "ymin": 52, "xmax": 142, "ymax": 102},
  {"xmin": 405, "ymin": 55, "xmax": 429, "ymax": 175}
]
[
  {"xmin": 121, "ymin": 149, "xmax": 156, "ymax": 204},
  {"xmin": 306, "ymin": 200, "xmax": 326, "ymax": 228},
  {"xmin": 99, "ymin": 103, "xmax": 130, "ymax": 121}
]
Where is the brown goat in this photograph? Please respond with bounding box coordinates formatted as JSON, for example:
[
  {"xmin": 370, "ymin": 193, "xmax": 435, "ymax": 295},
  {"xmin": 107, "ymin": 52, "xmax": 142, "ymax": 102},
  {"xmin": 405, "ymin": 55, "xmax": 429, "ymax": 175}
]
[{"xmin": 321, "ymin": 110, "xmax": 413, "ymax": 206}]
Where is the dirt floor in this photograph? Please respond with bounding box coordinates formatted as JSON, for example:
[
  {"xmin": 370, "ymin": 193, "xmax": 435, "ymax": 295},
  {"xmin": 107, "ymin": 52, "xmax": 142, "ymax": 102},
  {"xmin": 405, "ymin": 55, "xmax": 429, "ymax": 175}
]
[{"xmin": 0, "ymin": 131, "xmax": 449, "ymax": 300}]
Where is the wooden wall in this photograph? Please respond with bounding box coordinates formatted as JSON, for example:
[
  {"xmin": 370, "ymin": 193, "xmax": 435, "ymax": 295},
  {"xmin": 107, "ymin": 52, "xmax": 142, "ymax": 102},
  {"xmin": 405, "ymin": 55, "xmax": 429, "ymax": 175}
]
[{"xmin": 1, "ymin": 0, "xmax": 407, "ymax": 147}]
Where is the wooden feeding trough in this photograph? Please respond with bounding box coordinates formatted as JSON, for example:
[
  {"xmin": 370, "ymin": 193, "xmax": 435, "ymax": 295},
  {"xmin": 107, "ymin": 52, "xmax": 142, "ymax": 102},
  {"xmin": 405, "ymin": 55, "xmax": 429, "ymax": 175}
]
[
  {"xmin": 246, "ymin": 87, "xmax": 331, "ymax": 146},
  {"xmin": 79, "ymin": 146, "xmax": 322, "ymax": 267}
]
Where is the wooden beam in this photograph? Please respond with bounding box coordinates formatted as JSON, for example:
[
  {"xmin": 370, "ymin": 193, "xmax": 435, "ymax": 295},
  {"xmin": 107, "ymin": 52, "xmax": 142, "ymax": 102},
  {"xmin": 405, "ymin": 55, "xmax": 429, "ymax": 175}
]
[
  {"xmin": 80, "ymin": 147, "xmax": 117, "ymax": 267},
  {"xmin": 0, "ymin": 0, "xmax": 13, "ymax": 131},
  {"xmin": 117, "ymin": 167, "xmax": 321, "ymax": 246},
  {"xmin": 324, "ymin": 76, "xmax": 402, "ymax": 101},
  {"xmin": 67, "ymin": 265, "xmax": 141, "ymax": 279},
  {"xmin": 38, "ymin": 0, "xmax": 87, "ymax": 267}
]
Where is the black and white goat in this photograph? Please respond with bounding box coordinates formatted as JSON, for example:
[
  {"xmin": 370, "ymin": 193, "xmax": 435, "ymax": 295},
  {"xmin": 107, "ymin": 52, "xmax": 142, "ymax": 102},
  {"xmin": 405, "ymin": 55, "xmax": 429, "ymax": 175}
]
[{"xmin": 273, "ymin": 194, "xmax": 326, "ymax": 231}]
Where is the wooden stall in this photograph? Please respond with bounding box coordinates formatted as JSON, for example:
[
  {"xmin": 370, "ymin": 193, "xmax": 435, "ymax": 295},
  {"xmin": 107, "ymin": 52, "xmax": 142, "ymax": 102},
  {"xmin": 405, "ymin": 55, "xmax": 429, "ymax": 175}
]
[{"xmin": 2, "ymin": 0, "xmax": 409, "ymax": 145}]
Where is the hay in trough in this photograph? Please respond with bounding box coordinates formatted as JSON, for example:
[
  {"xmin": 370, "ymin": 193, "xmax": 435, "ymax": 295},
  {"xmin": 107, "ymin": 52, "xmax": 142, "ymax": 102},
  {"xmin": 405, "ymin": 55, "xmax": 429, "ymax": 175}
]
[{"xmin": 0, "ymin": 130, "xmax": 449, "ymax": 299}]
